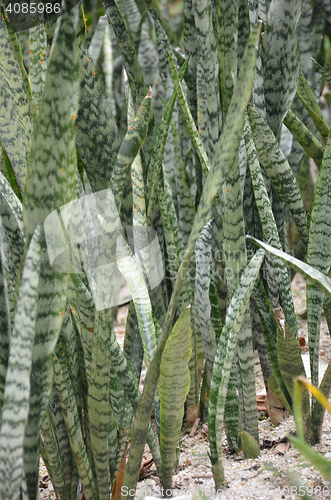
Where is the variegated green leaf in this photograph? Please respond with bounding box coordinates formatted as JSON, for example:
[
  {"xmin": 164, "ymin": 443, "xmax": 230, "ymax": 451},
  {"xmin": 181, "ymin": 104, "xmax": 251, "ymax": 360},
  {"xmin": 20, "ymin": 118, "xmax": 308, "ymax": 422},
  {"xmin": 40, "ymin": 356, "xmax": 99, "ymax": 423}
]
[
  {"xmin": 88, "ymin": 308, "xmax": 112, "ymax": 499},
  {"xmin": 296, "ymin": 71, "xmax": 329, "ymax": 143},
  {"xmin": 283, "ymin": 109, "xmax": 324, "ymax": 168},
  {"xmin": 110, "ymin": 88, "xmax": 152, "ymax": 227},
  {"xmin": 40, "ymin": 411, "xmax": 69, "ymax": 500},
  {"xmin": 277, "ymin": 322, "xmax": 311, "ymax": 435},
  {"xmin": 0, "ymin": 171, "xmax": 25, "ymax": 271},
  {"xmin": 53, "ymin": 349, "xmax": 98, "ymax": 500},
  {"xmin": 22, "ymin": 6, "xmax": 80, "ymax": 497},
  {"xmin": 216, "ymin": 0, "xmax": 239, "ymax": 119},
  {"xmin": 88, "ymin": 15, "xmax": 107, "ymax": 64},
  {"xmin": 244, "ymin": 117, "xmax": 298, "ymax": 337},
  {"xmin": 209, "ymin": 248, "xmax": 265, "ymax": 488},
  {"xmin": 0, "ymin": 14, "xmax": 34, "ymax": 194},
  {"xmin": 194, "ymin": 0, "xmax": 219, "ymax": 159},
  {"xmin": 261, "ymin": 0, "xmax": 301, "ymax": 135},
  {"xmin": 247, "ymin": 236, "xmax": 331, "ymax": 300},
  {"xmin": 116, "ymin": 232, "xmax": 157, "ymax": 367},
  {"xmin": 195, "ymin": 220, "xmax": 216, "ymax": 382},
  {"xmin": 76, "ymin": 15, "xmax": 121, "ymax": 193},
  {"xmin": 28, "ymin": 21, "xmax": 47, "ymax": 111},
  {"xmin": 0, "ymin": 223, "xmax": 41, "ymax": 500},
  {"xmin": 159, "ymin": 307, "xmax": 192, "ymax": 490},
  {"xmin": 187, "ymin": 23, "xmax": 261, "ymax": 253},
  {"xmin": 222, "ymin": 149, "xmax": 257, "ymax": 442},
  {"xmin": 306, "ymin": 131, "xmax": 331, "ymax": 389},
  {"xmin": 23, "ymin": 6, "xmax": 80, "ymax": 239},
  {"xmin": 47, "ymin": 387, "xmax": 75, "ymax": 498},
  {"xmin": 165, "ymin": 47, "xmax": 212, "ymax": 178},
  {"xmin": 0, "ymin": 214, "xmax": 11, "ymax": 426},
  {"xmin": 248, "ymin": 105, "xmax": 308, "ymax": 246},
  {"xmin": 120, "ymin": 25, "xmax": 261, "ymax": 499}
]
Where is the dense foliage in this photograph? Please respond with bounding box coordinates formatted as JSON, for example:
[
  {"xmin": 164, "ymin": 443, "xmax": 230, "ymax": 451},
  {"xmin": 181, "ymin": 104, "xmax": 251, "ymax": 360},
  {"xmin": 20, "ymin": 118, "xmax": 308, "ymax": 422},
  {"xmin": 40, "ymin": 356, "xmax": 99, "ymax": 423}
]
[{"xmin": 1, "ymin": 0, "xmax": 331, "ymax": 498}]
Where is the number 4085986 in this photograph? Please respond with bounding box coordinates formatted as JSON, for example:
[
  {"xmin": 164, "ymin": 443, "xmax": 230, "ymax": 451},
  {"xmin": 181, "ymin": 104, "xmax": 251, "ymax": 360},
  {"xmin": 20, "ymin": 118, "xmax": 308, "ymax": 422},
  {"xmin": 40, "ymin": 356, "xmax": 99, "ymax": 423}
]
[{"xmin": 5, "ymin": 3, "xmax": 61, "ymax": 14}]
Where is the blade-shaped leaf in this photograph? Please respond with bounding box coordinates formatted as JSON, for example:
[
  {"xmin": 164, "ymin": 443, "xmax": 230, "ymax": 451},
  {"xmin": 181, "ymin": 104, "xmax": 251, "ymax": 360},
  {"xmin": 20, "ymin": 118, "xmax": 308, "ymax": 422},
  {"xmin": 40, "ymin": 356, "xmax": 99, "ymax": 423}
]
[
  {"xmin": 248, "ymin": 105, "xmax": 308, "ymax": 245},
  {"xmin": 119, "ymin": 24, "xmax": 261, "ymax": 499},
  {"xmin": 0, "ymin": 223, "xmax": 41, "ymax": 500},
  {"xmin": 0, "ymin": 14, "xmax": 33, "ymax": 194},
  {"xmin": 159, "ymin": 307, "xmax": 192, "ymax": 490},
  {"xmin": 208, "ymin": 248, "xmax": 265, "ymax": 488},
  {"xmin": 261, "ymin": 0, "xmax": 301, "ymax": 135}
]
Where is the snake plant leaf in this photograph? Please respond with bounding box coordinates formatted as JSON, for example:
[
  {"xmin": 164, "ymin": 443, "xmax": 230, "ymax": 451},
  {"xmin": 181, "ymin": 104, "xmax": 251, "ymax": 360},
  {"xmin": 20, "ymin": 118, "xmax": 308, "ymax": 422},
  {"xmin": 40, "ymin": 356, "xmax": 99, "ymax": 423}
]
[
  {"xmin": 247, "ymin": 236, "xmax": 331, "ymax": 300},
  {"xmin": 172, "ymin": 119, "xmax": 196, "ymax": 247},
  {"xmin": 0, "ymin": 223, "xmax": 41, "ymax": 500},
  {"xmin": 296, "ymin": 72, "xmax": 329, "ymax": 143},
  {"xmin": 208, "ymin": 247, "xmax": 265, "ymax": 489},
  {"xmin": 108, "ymin": 326, "xmax": 162, "ymax": 477},
  {"xmin": 110, "ymin": 88, "xmax": 151, "ymax": 227},
  {"xmin": 248, "ymin": 105, "xmax": 308, "ymax": 246},
  {"xmin": 0, "ymin": 14, "xmax": 33, "ymax": 195},
  {"xmin": 88, "ymin": 15, "xmax": 108, "ymax": 64},
  {"xmin": 277, "ymin": 322, "xmax": 311, "ymax": 427},
  {"xmin": 244, "ymin": 117, "xmax": 298, "ymax": 337},
  {"xmin": 0, "ymin": 172, "xmax": 25, "ymax": 271},
  {"xmin": 306, "ymin": 131, "xmax": 331, "ymax": 389},
  {"xmin": 40, "ymin": 411, "xmax": 69, "ymax": 500},
  {"xmin": 23, "ymin": 6, "xmax": 80, "ymax": 239},
  {"xmin": 239, "ymin": 430, "xmax": 260, "ymax": 458},
  {"xmin": 216, "ymin": 0, "xmax": 239, "ymax": 120},
  {"xmin": 222, "ymin": 146, "xmax": 258, "ymax": 442},
  {"xmin": 116, "ymin": 232, "xmax": 157, "ymax": 367},
  {"xmin": 138, "ymin": 19, "xmax": 159, "ymax": 87},
  {"xmin": 252, "ymin": 277, "xmax": 292, "ymax": 408},
  {"xmin": 165, "ymin": 47, "xmax": 212, "ymax": 178},
  {"xmin": 48, "ymin": 387, "xmax": 75, "ymax": 498},
  {"xmin": 28, "ymin": 22, "xmax": 47, "ymax": 111},
  {"xmin": 103, "ymin": 0, "xmax": 147, "ymax": 107},
  {"xmin": 76, "ymin": 14, "xmax": 121, "ymax": 193},
  {"xmin": 187, "ymin": 22, "xmax": 261, "ymax": 253},
  {"xmin": 194, "ymin": 0, "xmax": 219, "ymax": 160},
  {"xmin": 88, "ymin": 308, "xmax": 113, "ymax": 500},
  {"xmin": 146, "ymin": 56, "xmax": 188, "ymax": 208},
  {"xmin": 22, "ymin": 6, "xmax": 80, "ymax": 497},
  {"xmin": 283, "ymin": 109, "xmax": 324, "ymax": 168},
  {"xmin": 312, "ymin": 355, "xmax": 331, "ymax": 443},
  {"xmin": 0, "ymin": 216, "xmax": 11, "ymax": 426},
  {"xmin": 53, "ymin": 350, "xmax": 98, "ymax": 500},
  {"xmin": 261, "ymin": 0, "xmax": 301, "ymax": 136},
  {"xmin": 195, "ymin": 220, "xmax": 216, "ymax": 377},
  {"xmin": 144, "ymin": 0, "xmax": 178, "ymax": 47},
  {"xmin": 159, "ymin": 306, "xmax": 192, "ymax": 491},
  {"xmin": 120, "ymin": 25, "xmax": 261, "ymax": 499}
]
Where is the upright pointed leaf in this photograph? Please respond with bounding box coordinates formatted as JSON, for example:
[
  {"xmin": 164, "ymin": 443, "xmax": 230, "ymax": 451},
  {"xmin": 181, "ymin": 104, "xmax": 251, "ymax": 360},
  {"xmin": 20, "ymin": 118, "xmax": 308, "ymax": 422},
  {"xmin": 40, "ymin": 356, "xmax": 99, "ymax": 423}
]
[
  {"xmin": 0, "ymin": 224, "xmax": 41, "ymax": 500},
  {"xmin": 306, "ymin": 131, "xmax": 331, "ymax": 389},
  {"xmin": 261, "ymin": 0, "xmax": 301, "ymax": 135},
  {"xmin": 0, "ymin": 14, "xmax": 34, "ymax": 194},
  {"xmin": 159, "ymin": 307, "xmax": 192, "ymax": 491},
  {"xmin": 248, "ymin": 105, "xmax": 308, "ymax": 246},
  {"xmin": 21, "ymin": 6, "xmax": 80, "ymax": 497}
]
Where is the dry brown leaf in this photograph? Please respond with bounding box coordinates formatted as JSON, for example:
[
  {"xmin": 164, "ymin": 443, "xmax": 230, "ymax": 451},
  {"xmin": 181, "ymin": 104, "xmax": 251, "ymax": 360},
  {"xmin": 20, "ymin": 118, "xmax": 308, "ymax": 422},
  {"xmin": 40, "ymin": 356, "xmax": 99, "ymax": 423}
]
[{"xmin": 264, "ymin": 389, "xmax": 289, "ymax": 426}]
